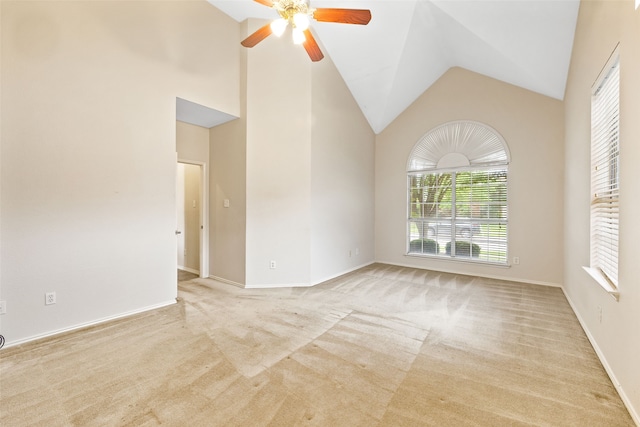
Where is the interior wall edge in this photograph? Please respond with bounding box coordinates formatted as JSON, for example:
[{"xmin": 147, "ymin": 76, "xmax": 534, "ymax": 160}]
[
  {"xmin": 310, "ymin": 261, "xmax": 376, "ymax": 287},
  {"xmin": 208, "ymin": 275, "xmax": 244, "ymax": 289},
  {"xmin": 244, "ymin": 282, "xmax": 316, "ymax": 290},
  {"xmin": 1, "ymin": 300, "xmax": 176, "ymax": 349},
  {"xmin": 178, "ymin": 266, "xmax": 199, "ymax": 275},
  {"xmin": 209, "ymin": 262, "xmax": 377, "ymax": 290},
  {"xmin": 561, "ymin": 287, "xmax": 640, "ymax": 426}
]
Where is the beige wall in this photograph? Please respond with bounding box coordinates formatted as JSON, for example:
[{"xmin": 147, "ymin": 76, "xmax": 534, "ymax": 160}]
[
  {"xmin": 207, "ymin": 29, "xmax": 246, "ymax": 287},
  {"xmin": 177, "ymin": 120, "xmax": 210, "ymax": 164},
  {"xmin": 242, "ymin": 19, "xmax": 375, "ymax": 288},
  {"xmin": 0, "ymin": 1, "xmax": 239, "ymax": 344},
  {"xmin": 0, "ymin": 1, "xmax": 3, "ymax": 325},
  {"xmin": 563, "ymin": 1, "xmax": 640, "ymax": 421},
  {"xmin": 310, "ymin": 51, "xmax": 376, "ymax": 284},
  {"xmin": 375, "ymin": 67, "xmax": 565, "ymax": 286},
  {"xmin": 209, "ymin": 117, "xmax": 247, "ymax": 286},
  {"xmin": 244, "ymin": 19, "xmax": 313, "ymax": 287}
]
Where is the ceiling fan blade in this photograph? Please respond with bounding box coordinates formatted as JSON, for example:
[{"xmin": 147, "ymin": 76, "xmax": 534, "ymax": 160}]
[
  {"xmin": 302, "ymin": 29, "xmax": 324, "ymax": 62},
  {"xmin": 253, "ymin": 0, "xmax": 274, "ymax": 7},
  {"xmin": 241, "ymin": 23, "xmax": 273, "ymax": 48},
  {"xmin": 313, "ymin": 8, "xmax": 372, "ymax": 25}
]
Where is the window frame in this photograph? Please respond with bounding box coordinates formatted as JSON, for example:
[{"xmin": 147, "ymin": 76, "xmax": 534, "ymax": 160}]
[
  {"xmin": 406, "ymin": 121, "xmax": 511, "ymax": 266},
  {"xmin": 407, "ymin": 165, "xmax": 509, "ymax": 265},
  {"xmin": 583, "ymin": 49, "xmax": 620, "ymax": 300}
]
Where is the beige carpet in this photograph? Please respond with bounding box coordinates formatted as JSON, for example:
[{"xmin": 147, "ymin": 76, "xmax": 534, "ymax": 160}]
[{"xmin": 0, "ymin": 264, "xmax": 634, "ymax": 426}]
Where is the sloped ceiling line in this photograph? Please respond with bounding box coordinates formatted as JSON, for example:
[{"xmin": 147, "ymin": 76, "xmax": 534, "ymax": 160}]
[{"xmin": 207, "ymin": 0, "xmax": 580, "ymax": 134}]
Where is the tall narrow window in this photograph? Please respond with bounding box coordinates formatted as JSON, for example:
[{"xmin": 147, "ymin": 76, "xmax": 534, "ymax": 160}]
[
  {"xmin": 407, "ymin": 121, "xmax": 510, "ymax": 264},
  {"xmin": 589, "ymin": 54, "xmax": 620, "ymax": 289}
]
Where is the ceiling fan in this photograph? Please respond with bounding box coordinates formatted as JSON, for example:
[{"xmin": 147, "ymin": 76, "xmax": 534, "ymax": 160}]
[{"xmin": 240, "ymin": 0, "xmax": 372, "ymax": 62}]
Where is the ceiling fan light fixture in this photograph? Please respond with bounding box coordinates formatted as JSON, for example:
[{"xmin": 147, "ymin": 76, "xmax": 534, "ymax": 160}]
[
  {"xmin": 241, "ymin": 0, "xmax": 372, "ymax": 62},
  {"xmin": 292, "ymin": 27, "xmax": 306, "ymax": 44},
  {"xmin": 293, "ymin": 12, "xmax": 310, "ymax": 31},
  {"xmin": 270, "ymin": 18, "xmax": 288, "ymax": 37}
]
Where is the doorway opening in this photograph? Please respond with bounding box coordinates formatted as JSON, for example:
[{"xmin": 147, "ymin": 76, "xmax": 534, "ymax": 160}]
[{"xmin": 176, "ymin": 161, "xmax": 209, "ymax": 279}]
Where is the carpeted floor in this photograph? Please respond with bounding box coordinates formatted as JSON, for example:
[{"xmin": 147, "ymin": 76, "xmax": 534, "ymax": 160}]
[
  {"xmin": 178, "ymin": 269, "xmax": 199, "ymax": 282},
  {"xmin": 0, "ymin": 264, "xmax": 634, "ymax": 426}
]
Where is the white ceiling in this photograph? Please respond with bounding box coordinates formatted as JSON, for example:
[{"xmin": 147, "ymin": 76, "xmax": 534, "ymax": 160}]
[
  {"xmin": 207, "ymin": 0, "xmax": 580, "ymax": 134},
  {"xmin": 176, "ymin": 97, "xmax": 237, "ymax": 128}
]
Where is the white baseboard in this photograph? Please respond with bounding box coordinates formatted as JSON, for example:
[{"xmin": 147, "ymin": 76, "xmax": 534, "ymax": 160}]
[
  {"xmin": 178, "ymin": 266, "xmax": 199, "ymax": 275},
  {"xmin": 208, "ymin": 275, "xmax": 245, "ymax": 288},
  {"xmin": 3, "ymin": 300, "xmax": 177, "ymax": 349},
  {"xmin": 242, "ymin": 261, "xmax": 376, "ymax": 289},
  {"xmin": 245, "ymin": 282, "xmax": 315, "ymax": 289},
  {"xmin": 383, "ymin": 260, "xmax": 562, "ymax": 288},
  {"xmin": 311, "ymin": 261, "xmax": 376, "ymax": 286},
  {"xmin": 562, "ymin": 289, "xmax": 640, "ymax": 426}
]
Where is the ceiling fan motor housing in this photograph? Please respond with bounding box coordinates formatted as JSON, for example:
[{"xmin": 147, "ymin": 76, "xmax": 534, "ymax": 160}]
[{"xmin": 275, "ymin": 0, "xmax": 313, "ymax": 23}]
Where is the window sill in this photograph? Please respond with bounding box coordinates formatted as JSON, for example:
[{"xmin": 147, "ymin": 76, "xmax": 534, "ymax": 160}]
[
  {"xmin": 582, "ymin": 266, "xmax": 620, "ymax": 301},
  {"xmin": 405, "ymin": 253, "xmax": 510, "ymax": 268}
]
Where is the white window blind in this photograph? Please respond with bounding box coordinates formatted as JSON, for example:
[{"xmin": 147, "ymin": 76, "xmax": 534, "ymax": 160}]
[
  {"xmin": 407, "ymin": 121, "xmax": 510, "ymax": 265},
  {"xmin": 590, "ymin": 57, "xmax": 619, "ymax": 287},
  {"xmin": 408, "ymin": 168, "xmax": 508, "ymax": 264}
]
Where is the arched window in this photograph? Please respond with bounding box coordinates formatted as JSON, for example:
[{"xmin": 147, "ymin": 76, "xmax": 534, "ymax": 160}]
[{"xmin": 407, "ymin": 121, "xmax": 510, "ymax": 264}]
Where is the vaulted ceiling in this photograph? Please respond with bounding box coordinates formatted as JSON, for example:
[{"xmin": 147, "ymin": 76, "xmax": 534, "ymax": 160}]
[{"xmin": 207, "ymin": 0, "xmax": 580, "ymax": 134}]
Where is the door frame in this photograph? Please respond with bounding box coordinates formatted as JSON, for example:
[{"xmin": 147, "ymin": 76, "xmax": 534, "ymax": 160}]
[{"xmin": 177, "ymin": 159, "xmax": 209, "ymax": 279}]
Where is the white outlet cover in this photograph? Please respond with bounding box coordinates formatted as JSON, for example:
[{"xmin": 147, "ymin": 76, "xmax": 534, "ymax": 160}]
[{"xmin": 45, "ymin": 292, "xmax": 56, "ymax": 305}]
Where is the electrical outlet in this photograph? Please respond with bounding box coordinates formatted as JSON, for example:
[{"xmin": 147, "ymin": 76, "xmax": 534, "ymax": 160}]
[
  {"xmin": 45, "ymin": 292, "xmax": 56, "ymax": 305},
  {"xmin": 0, "ymin": 301, "xmax": 6, "ymax": 315},
  {"xmin": 270, "ymin": 260, "xmax": 276, "ymax": 269},
  {"xmin": 597, "ymin": 306, "xmax": 602, "ymax": 323},
  {"xmin": 513, "ymin": 256, "xmax": 520, "ymax": 265}
]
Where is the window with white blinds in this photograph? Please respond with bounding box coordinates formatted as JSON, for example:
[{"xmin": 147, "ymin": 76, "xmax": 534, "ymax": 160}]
[
  {"xmin": 407, "ymin": 121, "xmax": 510, "ymax": 265},
  {"xmin": 590, "ymin": 55, "xmax": 619, "ymax": 288},
  {"xmin": 408, "ymin": 168, "xmax": 508, "ymax": 263}
]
